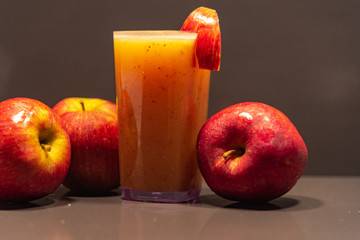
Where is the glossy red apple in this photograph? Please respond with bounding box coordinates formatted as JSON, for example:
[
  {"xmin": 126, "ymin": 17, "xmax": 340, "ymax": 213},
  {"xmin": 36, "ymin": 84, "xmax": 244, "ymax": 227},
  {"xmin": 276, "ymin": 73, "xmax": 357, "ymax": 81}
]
[
  {"xmin": 53, "ymin": 97, "xmax": 119, "ymax": 193},
  {"xmin": 197, "ymin": 102, "xmax": 308, "ymax": 202},
  {"xmin": 0, "ymin": 97, "xmax": 71, "ymax": 202},
  {"xmin": 181, "ymin": 6, "xmax": 221, "ymax": 71}
]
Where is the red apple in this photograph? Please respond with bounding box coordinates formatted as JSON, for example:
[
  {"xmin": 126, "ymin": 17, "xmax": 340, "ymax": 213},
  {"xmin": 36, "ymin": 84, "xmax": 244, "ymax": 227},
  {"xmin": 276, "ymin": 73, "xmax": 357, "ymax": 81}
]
[
  {"xmin": 181, "ymin": 6, "xmax": 221, "ymax": 71},
  {"xmin": 197, "ymin": 102, "xmax": 308, "ymax": 202},
  {"xmin": 0, "ymin": 97, "xmax": 71, "ymax": 202},
  {"xmin": 53, "ymin": 97, "xmax": 119, "ymax": 193}
]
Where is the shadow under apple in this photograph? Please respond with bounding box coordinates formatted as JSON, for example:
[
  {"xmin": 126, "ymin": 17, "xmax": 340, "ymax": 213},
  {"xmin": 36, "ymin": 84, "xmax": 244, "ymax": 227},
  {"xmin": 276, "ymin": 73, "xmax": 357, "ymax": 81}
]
[
  {"xmin": 0, "ymin": 193, "xmax": 75, "ymax": 211},
  {"xmin": 0, "ymin": 197, "xmax": 55, "ymax": 210},
  {"xmin": 199, "ymin": 193, "xmax": 323, "ymax": 211},
  {"xmin": 65, "ymin": 188, "xmax": 121, "ymax": 198}
]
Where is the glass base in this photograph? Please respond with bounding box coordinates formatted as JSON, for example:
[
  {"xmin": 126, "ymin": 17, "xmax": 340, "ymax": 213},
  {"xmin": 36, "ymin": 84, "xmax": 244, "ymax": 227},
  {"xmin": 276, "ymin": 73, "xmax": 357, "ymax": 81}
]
[{"xmin": 122, "ymin": 188, "xmax": 201, "ymax": 203}]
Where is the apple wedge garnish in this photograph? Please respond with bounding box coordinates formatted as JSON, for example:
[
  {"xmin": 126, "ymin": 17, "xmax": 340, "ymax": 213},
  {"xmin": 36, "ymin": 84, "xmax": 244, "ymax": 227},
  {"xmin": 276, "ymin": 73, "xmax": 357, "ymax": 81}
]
[{"xmin": 181, "ymin": 7, "xmax": 221, "ymax": 71}]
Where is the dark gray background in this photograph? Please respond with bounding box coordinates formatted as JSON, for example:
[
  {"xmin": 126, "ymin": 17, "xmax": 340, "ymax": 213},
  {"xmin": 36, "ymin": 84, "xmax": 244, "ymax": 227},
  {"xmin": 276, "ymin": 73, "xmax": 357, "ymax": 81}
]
[{"xmin": 0, "ymin": 0, "xmax": 359, "ymax": 175}]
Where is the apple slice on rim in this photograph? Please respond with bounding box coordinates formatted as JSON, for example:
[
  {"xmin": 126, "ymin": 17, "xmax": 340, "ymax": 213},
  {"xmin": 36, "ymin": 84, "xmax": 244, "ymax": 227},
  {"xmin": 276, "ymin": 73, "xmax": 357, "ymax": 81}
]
[{"xmin": 181, "ymin": 6, "xmax": 221, "ymax": 71}]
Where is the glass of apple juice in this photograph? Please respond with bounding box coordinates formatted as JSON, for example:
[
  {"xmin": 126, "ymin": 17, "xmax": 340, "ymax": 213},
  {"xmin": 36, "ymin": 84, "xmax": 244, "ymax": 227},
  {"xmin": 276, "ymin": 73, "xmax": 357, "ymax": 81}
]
[{"xmin": 113, "ymin": 30, "xmax": 210, "ymax": 203}]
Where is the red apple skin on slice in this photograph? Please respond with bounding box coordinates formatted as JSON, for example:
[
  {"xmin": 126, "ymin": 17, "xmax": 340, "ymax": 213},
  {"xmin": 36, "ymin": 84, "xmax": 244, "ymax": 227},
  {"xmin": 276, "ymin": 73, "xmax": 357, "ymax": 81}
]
[{"xmin": 181, "ymin": 7, "xmax": 221, "ymax": 71}]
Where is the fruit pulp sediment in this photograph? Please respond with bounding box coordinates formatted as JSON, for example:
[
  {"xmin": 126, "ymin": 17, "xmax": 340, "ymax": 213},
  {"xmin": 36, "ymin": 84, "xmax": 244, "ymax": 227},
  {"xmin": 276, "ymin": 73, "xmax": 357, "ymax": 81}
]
[{"xmin": 113, "ymin": 31, "xmax": 210, "ymax": 193}]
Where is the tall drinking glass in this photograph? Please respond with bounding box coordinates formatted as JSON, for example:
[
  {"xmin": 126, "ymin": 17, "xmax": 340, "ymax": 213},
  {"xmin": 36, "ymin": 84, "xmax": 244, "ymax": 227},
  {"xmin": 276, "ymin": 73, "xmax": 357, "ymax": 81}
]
[{"xmin": 113, "ymin": 31, "xmax": 210, "ymax": 203}]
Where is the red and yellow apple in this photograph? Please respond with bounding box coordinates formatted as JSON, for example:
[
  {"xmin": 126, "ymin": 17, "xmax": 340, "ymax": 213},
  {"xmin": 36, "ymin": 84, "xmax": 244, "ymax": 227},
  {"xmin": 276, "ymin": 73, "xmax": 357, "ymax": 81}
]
[
  {"xmin": 53, "ymin": 97, "xmax": 119, "ymax": 193},
  {"xmin": 197, "ymin": 102, "xmax": 308, "ymax": 202},
  {"xmin": 181, "ymin": 6, "xmax": 221, "ymax": 71},
  {"xmin": 0, "ymin": 97, "xmax": 71, "ymax": 202}
]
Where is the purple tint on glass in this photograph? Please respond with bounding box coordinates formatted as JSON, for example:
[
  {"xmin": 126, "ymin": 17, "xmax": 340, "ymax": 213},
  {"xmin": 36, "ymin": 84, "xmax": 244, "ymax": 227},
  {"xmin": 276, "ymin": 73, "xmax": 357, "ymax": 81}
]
[{"xmin": 122, "ymin": 188, "xmax": 201, "ymax": 203}]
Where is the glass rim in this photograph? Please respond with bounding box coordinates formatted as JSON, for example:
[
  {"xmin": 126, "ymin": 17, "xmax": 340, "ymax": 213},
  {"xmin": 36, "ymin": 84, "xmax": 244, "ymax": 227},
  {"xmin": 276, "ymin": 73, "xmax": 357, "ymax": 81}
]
[{"xmin": 113, "ymin": 30, "xmax": 197, "ymax": 39}]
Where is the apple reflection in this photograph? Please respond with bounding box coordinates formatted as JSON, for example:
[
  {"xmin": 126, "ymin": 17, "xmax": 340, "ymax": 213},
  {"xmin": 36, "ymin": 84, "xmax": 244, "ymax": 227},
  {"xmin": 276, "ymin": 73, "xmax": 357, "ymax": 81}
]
[
  {"xmin": 0, "ymin": 197, "xmax": 71, "ymax": 240},
  {"xmin": 199, "ymin": 205, "xmax": 304, "ymax": 240}
]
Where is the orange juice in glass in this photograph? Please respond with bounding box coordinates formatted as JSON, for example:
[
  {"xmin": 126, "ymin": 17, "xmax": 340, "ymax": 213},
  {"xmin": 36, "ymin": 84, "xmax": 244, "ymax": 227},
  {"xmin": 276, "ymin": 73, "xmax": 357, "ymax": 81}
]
[{"xmin": 113, "ymin": 31, "xmax": 210, "ymax": 202}]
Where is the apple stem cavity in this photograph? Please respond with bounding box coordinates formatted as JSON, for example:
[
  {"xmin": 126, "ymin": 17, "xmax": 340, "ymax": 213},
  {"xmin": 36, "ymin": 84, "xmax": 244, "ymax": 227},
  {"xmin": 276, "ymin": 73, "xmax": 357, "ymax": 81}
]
[
  {"xmin": 41, "ymin": 143, "xmax": 52, "ymax": 152},
  {"xmin": 39, "ymin": 129, "xmax": 55, "ymax": 153},
  {"xmin": 80, "ymin": 100, "xmax": 85, "ymax": 111},
  {"xmin": 223, "ymin": 148, "xmax": 245, "ymax": 161}
]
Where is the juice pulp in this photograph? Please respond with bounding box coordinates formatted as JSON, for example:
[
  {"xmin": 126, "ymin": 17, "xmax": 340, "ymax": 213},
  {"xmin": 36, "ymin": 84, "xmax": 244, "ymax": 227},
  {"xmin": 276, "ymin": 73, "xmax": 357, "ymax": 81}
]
[{"xmin": 113, "ymin": 31, "xmax": 210, "ymax": 192}]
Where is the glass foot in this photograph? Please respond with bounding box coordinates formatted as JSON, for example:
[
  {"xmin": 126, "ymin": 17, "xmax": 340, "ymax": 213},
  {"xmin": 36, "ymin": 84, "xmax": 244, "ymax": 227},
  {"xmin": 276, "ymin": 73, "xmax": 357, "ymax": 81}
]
[{"xmin": 121, "ymin": 188, "xmax": 201, "ymax": 203}]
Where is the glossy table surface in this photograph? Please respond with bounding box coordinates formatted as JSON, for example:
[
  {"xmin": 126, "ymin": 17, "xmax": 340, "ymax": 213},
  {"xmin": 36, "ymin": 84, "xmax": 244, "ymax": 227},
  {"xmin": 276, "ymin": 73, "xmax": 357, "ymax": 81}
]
[{"xmin": 1, "ymin": 176, "xmax": 359, "ymax": 240}]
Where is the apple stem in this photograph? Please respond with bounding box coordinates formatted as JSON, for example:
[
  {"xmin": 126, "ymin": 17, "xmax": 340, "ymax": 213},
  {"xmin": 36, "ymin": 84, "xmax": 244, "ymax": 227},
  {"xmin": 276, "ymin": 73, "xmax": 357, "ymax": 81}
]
[
  {"xmin": 223, "ymin": 148, "xmax": 244, "ymax": 161},
  {"xmin": 79, "ymin": 100, "xmax": 85, "ymax": 111},
  {"xmin": 41, "ymin": 144, "xmax": 51, "ymax": 152}
]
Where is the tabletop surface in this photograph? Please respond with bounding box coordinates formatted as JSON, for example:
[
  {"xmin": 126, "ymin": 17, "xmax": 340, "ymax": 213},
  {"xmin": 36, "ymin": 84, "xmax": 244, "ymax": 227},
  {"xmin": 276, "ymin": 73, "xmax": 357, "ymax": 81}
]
[{"xmin": 0, "ymin": 176, "xmax": 359, "ymax": 240}]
